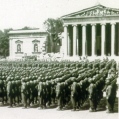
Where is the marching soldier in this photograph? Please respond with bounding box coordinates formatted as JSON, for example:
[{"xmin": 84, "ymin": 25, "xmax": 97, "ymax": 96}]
[
  {"xmin": 38, "ymin": 82, "xmax": 46, "ymax": 109},
  {"xmin": 21, "ymin": 81, "xmax": 28, "ymax": 108},
  {"xmin": 88, "ymin": 80, "xmax": 98, "ymax": 112},
  {"xmin": 106, "ymin": 79, "xmax": 117, "ymax": 113},
  {"xmin": 7, "ymin": 81, "xmax": 14, "ymax": 107},
  {"xmin": 0, "ymin": 78, "xmax": 4, "ymax": 105}
]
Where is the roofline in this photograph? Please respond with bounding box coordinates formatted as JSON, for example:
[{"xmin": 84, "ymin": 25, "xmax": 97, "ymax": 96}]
[
  {"xmin": 61, "ymin": 4, "xmax": 119, "ymax": 18},
  {"xmin": 62, "ymin": 14, "xmax": 119, "ymax": 20},
  {"xmin": 8, "ymin": 29, "xmax": 47, "ymax": 35}
]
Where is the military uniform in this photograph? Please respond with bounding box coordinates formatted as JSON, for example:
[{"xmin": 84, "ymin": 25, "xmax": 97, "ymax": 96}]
[
  {"xmin": 0, "ymin": 78, "xmax": 4, "ymax": 104},
  {"xmin": 21, "ymin": 82, "xmax": 28, "ymax": 108},
  {"xmin": 88, "ymin": 81, "xmax": 98, "ymax": 112},
  {"xmin": 7, "ymin": 81, "xmax": 14, "ymax": 107},
  {"xmin": 106, "ymin": 79, "xmax": 117, "ymax": 113}
]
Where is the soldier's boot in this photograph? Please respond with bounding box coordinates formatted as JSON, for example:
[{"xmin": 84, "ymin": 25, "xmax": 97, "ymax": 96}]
[
  {"xmin": 71, "ymin": 106, "xmax": 76, "ymax": 111},
  {"xmin": 16, "ymin": 95, "xmax": 20, "ymax": 106},
  {"xmin": 43, "ymin": 105, "xmax": 46, "ymax": 109},
  {"xmin": 9, "ymin": 97, "xmax": 13, "ymax": 108},
  {"xmin": 43, "ymin": 99, "xmax": 47, "ymax": 109},
  {"xmin": 27, "ymin": 99, "xmax": 30, "ymax": 108},
  {"xmin": 1, "ymin": 96, "xmax": 4, "ymax": 105},
  {"xmin": 89, "ymin": 107, "xmax": 94, "ymax": 112},
  {"xmin": 23, "ymin": 102, "xmax": 27, "ymax": 109},
  {"xmin": 38, "ymin": 97, "xmax": 43, "ymax": 109},
  {"xmin": 22, "ymin": 96, "xmax": 27, "ymax": 109},
  {"xmin": 57, "ymin": 106, "xmax": 62, "ymax": 111},
  {"xmin": 5, "ymin": 95, "xmax": 8, "ymax": 104},
  {"xmin": 52, "ymin": 98, "xmax": 56, "ymax": 105},
  {"xmin": 38, "ymin": 106, "xmax": 43, "ymax": 109},
  {"xmin": 106, "ymin": 108, "xmax": 112, "ymax": 113},
  {"xmin": 106, "ymin": 102, "xmax": 112, "ymax": 113}
]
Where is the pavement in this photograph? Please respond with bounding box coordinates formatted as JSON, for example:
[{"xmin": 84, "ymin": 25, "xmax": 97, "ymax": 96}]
[{"xmin": 0, "ymin": 98, "xmax": 118, "ymax": 119}]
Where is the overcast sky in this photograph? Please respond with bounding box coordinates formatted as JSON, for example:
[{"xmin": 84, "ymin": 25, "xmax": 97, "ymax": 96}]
[{"xmin": 0, "ymin": 0, "xmax": 119, "ymax": 31}]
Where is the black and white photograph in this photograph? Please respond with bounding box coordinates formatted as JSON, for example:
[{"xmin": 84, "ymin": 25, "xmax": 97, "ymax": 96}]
[{"xmin": 0, "ymin": 0, "xmax": 118, "ymax": 119}]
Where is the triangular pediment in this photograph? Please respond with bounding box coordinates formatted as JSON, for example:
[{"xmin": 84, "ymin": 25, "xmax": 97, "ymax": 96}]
[
  {"xmin": 32, "ymin": 39, "xmax": 40, "ymax": 43},
  {"xmin": 15, "ymin": 40, "xmax": 23, "ymax": 44},
  {"xmin": 62, "ymin": 4, "xmax": 119, "ymax": 18}
]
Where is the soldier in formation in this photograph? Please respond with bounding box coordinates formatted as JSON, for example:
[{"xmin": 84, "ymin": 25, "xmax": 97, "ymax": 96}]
[{"xmin": 0, "ymin": 59, "xmax": 118, "ymax": 113}]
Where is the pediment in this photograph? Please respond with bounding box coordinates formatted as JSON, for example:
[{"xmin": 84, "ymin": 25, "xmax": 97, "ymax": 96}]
[
  {"xmin": 32, "ymin": 39, "xmax": 40, "ymax": 43},
  {"xmin": 15, "ymin": 40, "xmax": 23, "ymax": 44},
  {"xmin": 62, "ymin": 4, "xmax": 119, "ymax": 18}
]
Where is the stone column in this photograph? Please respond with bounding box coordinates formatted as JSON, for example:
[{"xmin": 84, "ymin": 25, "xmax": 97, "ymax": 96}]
[
  {"xmin": 76, "ymin": 25, "xmax": 79, "ymax": 56},
  {"xmin": 77, "ymin": 39, "xmax": 79, "ymax": 56},
  {"xmin": 67, "ymin": 34, "xmax": 70, "ymax": 56},
  {"xmin": 82, "ymin": 24, "xmax": 86, "ymax": 57},
  {"xmin": 73, "ymin": 24, "xmax": 77, "ymax": 56},
  {"xmin": 91, "ymin": 24, "xmax": 96, "ymax": 56},
  {"xmin": 64, "ymin": 25, "xmax": 68, "ymax": 56},
  {"xmin": 111, "ymin": 22, "xmax": 116, "ymax": 56},
  {"xmin": 101, "ymin": 23, "xmax": 106, "ymax": 57}
]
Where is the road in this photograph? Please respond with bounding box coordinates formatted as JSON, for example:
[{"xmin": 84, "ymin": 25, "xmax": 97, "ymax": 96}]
[{"xmin": 0, "ymin": 98, "xmax": 118, "ymax": 119}]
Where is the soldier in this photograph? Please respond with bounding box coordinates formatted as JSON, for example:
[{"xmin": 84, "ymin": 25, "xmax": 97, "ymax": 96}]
[
  {"xmin": 12, "ymin": 80, "xmax": 16, "ymax": 106},
  {"xmin": 0, "ymin": 77, "xmax": 4, "ymax": 105},
  {"xmin": 50, "ymin": 80, "xmax": 56, "ymax": 105},
  {"xmin": 30, "ymin": 80, "xmax": 38, "ymax": 106},
  {"xmin": 56, "ymin": 82, "xmax": 65, "ymax": 110},
  {"xmin": 26, "ymin": 81, "xmax": 31, "ymax": 107},
  {"xmin": 38, "ymin": 82, "xmax": 46, "ymax": 109},
  {"xmin": 95, "ymin": 78, "xmax": 104, "ymax": 104},
  {"xmin": 7, "ymin": 81, "xmax": 14, "ymax": 107},
  {"xmin": 88, "ymin": 80, "xmax": 98, "ymax": 112},
  {"xmin": 3, "ymin": 79, "xmax": 8, "ymax": 104},
  {"xmin": 71, "ymin": 82, "xmax": 79, "ymax": 111},
  {"xmin": 45, "ymin": 81, "xmax": 52, "ymax": 107},
  {"xmin": 106, "ymin": 79, "xmax": 117, "ymax": 113},
  {"xmin": 63, "ymin": 81, "xmax": 71, "ymax": 108},
  {"xmin": 21, "ymin": 81, "xmax": 28, "ymax": 108}
]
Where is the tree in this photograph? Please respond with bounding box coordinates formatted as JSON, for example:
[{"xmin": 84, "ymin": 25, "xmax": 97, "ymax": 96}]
[
  {"xmin": 44, "ymin": 18, "xmax": 63, "ymax": 53},
  {"xmin": 0, "ymin": 28, "xmax": 12, "ymax": 57},
  {"xmin": 21, "ymin": 26, "xmax": 34, "ymax": 30}
]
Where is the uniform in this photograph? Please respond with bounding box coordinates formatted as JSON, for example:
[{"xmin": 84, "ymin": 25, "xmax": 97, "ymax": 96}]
[{"xmin": 106, "ymin": 79, "xmax": 117, "ymax": 113}]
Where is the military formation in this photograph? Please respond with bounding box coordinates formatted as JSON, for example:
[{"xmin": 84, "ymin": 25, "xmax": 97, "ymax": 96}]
[{"xmin": 0, "ymin": 59, "xmax": 118, "ymax": 113}]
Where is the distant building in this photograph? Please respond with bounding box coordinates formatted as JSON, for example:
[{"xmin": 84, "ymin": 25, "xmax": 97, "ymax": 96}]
[{"xmin": 8, "ymin": 29, "xmax": 48, "ymax": 59}]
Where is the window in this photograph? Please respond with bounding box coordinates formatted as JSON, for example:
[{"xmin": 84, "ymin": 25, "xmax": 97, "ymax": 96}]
[
  {"xmin": 34, "ymin": 43, "xmax": 38, "ymax": 52},
  {"xmin": 17, "ymin": 44, "xmax": 21, "ymax": 52}
]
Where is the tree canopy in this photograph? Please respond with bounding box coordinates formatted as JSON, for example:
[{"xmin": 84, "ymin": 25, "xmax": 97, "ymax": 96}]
[
  {"xmin": 0, "ymin": 28, "xmax": 13, "ymax": 57},
  {"xmin": 44, "ymin": 18, "xmax": 63, "ymax": 34},
  {"xmin": 44, "ymin": 18, "xmax": 64, "ymax": 53}
]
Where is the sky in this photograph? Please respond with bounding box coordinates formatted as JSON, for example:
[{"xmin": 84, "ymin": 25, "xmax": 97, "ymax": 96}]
[{"xmin": 0, "ymin": 0, "xmax": 119, "ymax": 31}]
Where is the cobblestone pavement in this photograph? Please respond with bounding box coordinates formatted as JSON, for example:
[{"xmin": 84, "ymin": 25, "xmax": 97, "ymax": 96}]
[{"xmin": 0, "ymin": 98, "xmax": 118, "ymax": 119}]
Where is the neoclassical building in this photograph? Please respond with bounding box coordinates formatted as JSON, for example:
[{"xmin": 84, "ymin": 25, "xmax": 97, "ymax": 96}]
[
  {"xmin": 62, "ymin": 4, "xmax": 119, "ymax": 58},
  {"xmin": 9, "ymin": 29, "xmax": 48, "ymax": 59}
]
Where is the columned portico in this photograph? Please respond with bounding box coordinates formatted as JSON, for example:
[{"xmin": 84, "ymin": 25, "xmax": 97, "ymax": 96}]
[{"xmin": 62, "ymin": 4, "xmax": 119, "ymax": 58}]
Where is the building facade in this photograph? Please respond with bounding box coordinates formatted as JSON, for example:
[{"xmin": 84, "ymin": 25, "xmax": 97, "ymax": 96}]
[
  {"xmin": 9, "ymin": 29, "xmax": 48, "ymax": 59},
  {"xmin": 62, "ymin": 4, "xmax": 119, "ymax": 58}
]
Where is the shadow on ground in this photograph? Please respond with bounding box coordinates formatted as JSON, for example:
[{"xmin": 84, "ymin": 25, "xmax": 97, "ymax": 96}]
[{"xmin": 0, "ymin": 97, "xmax": 118, "ymax": 112}]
